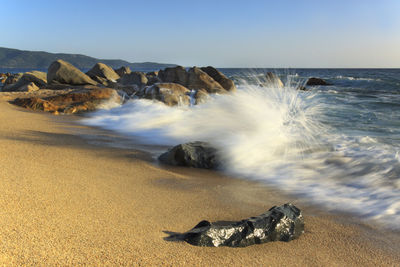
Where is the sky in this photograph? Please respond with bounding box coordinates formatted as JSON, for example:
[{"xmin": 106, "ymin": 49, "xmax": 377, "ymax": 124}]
[{"xmin": 1, "ymin": 0, "xmax": 400, "ymax": 67}]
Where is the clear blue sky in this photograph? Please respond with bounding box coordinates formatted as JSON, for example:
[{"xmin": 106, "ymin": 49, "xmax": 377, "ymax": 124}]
[{"xmin": 1, "ymin": 0, "xmax": 399, "ymax": 67}]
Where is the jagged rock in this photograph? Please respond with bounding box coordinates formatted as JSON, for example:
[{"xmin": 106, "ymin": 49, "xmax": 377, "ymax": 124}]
[
  {"xmin": 167, "ymin": 203, "xmax": 304, "ymax": 247},
  {"xmin": 146, "ymin": 73, "xmax": 162, "ymax": 86},
  {"xmin": 265, "ymin": 72, "xmax": 284, "ymax": 88},
  {"xmin": 13, "ymin": 87, "xmax": 119, "ymax": 114},
  {"xmin": 187, "ymin": 67, "xmax": 227, "ymax": 94},
  {"xmin": 159, "ymin": 141, "xmax": 220, "ymax": 169},
  {"xmin": 306, "ymin": 77, "xmax": 330, "ymax": 86},
  {"xmin": 47, "ymin": 59, "xmax": 97, "ymax": 86},
  {"xmin": 143, "ymin": 83, "xmax": 190, "ymax": 106},
  {"xmin": 2, "ymin": 71, "xmax": 47, "ymax": 92},
  {"xmin": 114, "ymin": 66, "xmax": 131, "ymax": 77},
  {"xmin": 158, "ymin": 66, "xmax": 188, "ymax": 85},
  {"xmin": 118, "ymin": 71, "xmax": 148, "ymax": 88},
  {"xmin": 200, "ymin": 66, "xmax": 236, "ymax": 92},
  {"xmin": 147, "ymin": 71, "xmax": 159, "ymax": 76},
  {"xmin": 86, "ymin": 63, "xmax": 120, "ymax": 84}
]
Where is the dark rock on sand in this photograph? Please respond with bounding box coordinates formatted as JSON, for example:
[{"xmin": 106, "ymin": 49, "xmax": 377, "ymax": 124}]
[
  {"xmin": 200, "ymin": 66, "xmax": 237, "ymax": 92},
  {"xmin": 142, "ymin": 83, "xmax": 190, "ymax": 106},
  {"xmin": 47, "ymin": 59, "xmax": 97, "ymax": 86},
  {"xmin": 86, "ymin": 63, "xmax": 120, "ymax": 84},
  {"xmin": 114, "ymin": 66, "xmax": 131, "ymax": 77},
  {"xmin": 166, "ymin": 203, "xmax": 304, "ymax": 247},
  {"xmin": 159, "ymin": 141, "xmax": 220, "ymax": 169},
  {"xmin": 118, "ymin": 71, "xmax": 148, "ymax": 88},
  {"xmin": 13, "ymin": 87, "xmax": 119, "ymax": 114},
  {"xmin": 306, "ymin": 77, "xmax": 331, "ymax": 86}
]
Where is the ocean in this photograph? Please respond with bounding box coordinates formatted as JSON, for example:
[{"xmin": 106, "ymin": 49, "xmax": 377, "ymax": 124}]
[{"xmin": 3, "ymin": 67, "xmax": 400, "ymax": 228}]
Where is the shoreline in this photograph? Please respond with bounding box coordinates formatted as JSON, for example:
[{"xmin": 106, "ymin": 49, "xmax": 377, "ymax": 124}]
[{"xmin": 1, "ymin": 94, "xmax": 399, "ymax": 265}]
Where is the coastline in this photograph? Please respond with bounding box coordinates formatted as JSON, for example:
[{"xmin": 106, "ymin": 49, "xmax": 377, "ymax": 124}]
[{"xmin": 0, "ymin": 94, "xmax": 399, "ymax": 265}]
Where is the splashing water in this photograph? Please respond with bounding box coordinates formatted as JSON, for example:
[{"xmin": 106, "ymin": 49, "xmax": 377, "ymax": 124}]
[{"xmin": 82, "ymin": 71, "xmax": 400, "ymax": 229}]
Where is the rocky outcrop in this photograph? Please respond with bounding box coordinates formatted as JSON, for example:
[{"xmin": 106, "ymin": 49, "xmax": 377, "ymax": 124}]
[
  {"xmin": 0, "ymin": 73, "xmax": 7, "ymax": 83},
  {"xmin": 2, "ymin": 71, "xmax": 47, "ymax": 92},
  {"xmin": 146, "ymin": 72, "xmax": 161, "ymax": 86},
  {"xmin": 306, "ymin": 77, "xmax": 330, "ymax": 86},
  {"xmin": 13, "ymin": 87, "xmax": 119, "ymax": 114},
  {"xmin": 194, "ymin": 89, "xmax": 209, "ymax": 105},
  {"xmin": 166, "ymin": 203, "xmax": 304, "ymax": 247},
  {"xmin": 118, "ymin": 71, "xmax": 148, "ymax": 88},
  {"xmin": 3, "ymin": 73, "xmax": 23, "ymax": 85},
  {"xmin": 86, "ymin": 63, "xmax": 120, "ymax": 84},
  {"xmin": 16, "ymin": 82, "xmax": 40, "ymax": 92},
  {"xmin": 200, "ymin": 66, "xmax": 236, "ymax": 92},
  {"xmin": 159, "ymin": 141, "xmax": 220, "ymax": 169},
  {"xmin": 265, "ymin": 72, "xmax": 284, "ymax": 88},
  {"xmin": 114, "ymin": 66, "xmax": 131, "ymax": 77},
  {"xmin": 142, "ymin": 83, "xmax": 190, "ymax": 106},
  {"xmin": 47, "ymin": 59, "xmax": 97, "ymax": 86}
]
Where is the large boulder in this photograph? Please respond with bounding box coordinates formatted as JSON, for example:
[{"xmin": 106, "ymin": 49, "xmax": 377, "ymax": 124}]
[
  {"xmin": 118, "ymin": 71, "xmax": 148, "ymax": 88},
  {"xmin": 158, "ymin": 66, "xmax": 188, "ymax": 85},
  {"xmin": 306, "ymin": 77, "xmax": 330, "ymax": 86},
  {"xmin": 3, "ymin": 72, "xmax": 23, "ymax": 85},
  {"xmin": 114, "ymin": 66, "xmax": 131, "ymax": 77},
  {"xmin": 200, "ymin": 66, "xmax": 236, "ymax": 92},
  {"xmin": 194, "ymin": 89, "xmax": 209, "ymax": 105},
  {"xmin": 167, "ymin": 203, "xmax": 304, "ymax": 247},
  {"xmin": 159, "ymin": 141, "xmax": 220, "ymax": 169},
  {"xmin": 265, "ymin": 72, "xmax": 284, "ymax": 88},
  {"xmin": 187, "ymin": 67, "xmax": 227, "ymax": 94},
  {"xmin": 2, "ymin": 71, "xmax": 47, "ymax": 92},
  {"xmin": 86, "ymin": 63, "xmax": 120, "ymax": 83},
  {"xmin": 47, "ymin": 59, "xmax": 97, "ymax": 86},
  {"xmin": 13, "ymin": 87, "xmax": 119, "ymax": 114},
  {"xmin": 143, "ymin": 83, "xmax": 190, "ymax": 106},
  {"xmin": 15, "ymin": 82, "xmax": 39, "ymax": 92}
]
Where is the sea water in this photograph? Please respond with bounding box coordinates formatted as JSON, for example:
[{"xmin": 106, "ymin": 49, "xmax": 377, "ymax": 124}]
[{"xmin": 81, "ymin": 68, "xmax": 400, "ymax": 229}]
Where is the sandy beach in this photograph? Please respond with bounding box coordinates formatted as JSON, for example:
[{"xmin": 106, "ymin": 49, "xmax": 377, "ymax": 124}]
[{"xmin": 0, "ymin": 92, "xmax": 399, "ymax": 266}]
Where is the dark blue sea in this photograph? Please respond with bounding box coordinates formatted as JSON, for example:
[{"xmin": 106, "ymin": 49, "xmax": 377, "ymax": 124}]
[{"xmin": 3, "ymin": 67, "xmax": 400, "ymax": 228}]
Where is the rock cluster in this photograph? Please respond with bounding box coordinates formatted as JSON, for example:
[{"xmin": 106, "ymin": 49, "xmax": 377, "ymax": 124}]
[{"xmin": 166, "ymin": 203, "xmax": 304, "ymax": 247}]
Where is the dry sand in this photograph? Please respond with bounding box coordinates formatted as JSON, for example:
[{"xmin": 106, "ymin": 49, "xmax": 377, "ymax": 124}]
[{"xmin": 0, "ymin": 92, "xmax": 399, "ymax": 266}]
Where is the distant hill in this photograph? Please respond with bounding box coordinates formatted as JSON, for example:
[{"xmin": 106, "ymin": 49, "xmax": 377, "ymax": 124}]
[{"xmin": 0, "ymin": 47, "xmax": 177, "ymax": 70}]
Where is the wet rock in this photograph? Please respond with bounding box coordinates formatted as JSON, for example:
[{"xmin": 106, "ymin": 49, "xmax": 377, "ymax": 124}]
[
  {"xmin": 167, "ymin": 203, "xmax": 304, "ymax": 247},
  {"xmin": 118, "ymin": 71, "xmax": 148, "ymax": 88},
  {"xmin": 13, "ymin": 87, "xmax": 119, "ymax": 114},
  {"xmin": 265, "ymin": 72, "xmax": 284, "ymax": 88},
  {"xmin": 146, "ymin": 72, "xmax": 162, "ymax": 86},
  {"xmin": 159, "ymin": 141, "xmax": 220, "ymax": 169},
  {"xmin": 114, "ymin": 66, "xmax": 131, "ymax": 77},
  {"xmin": 187, "ymin": 67, "xmax": 227, "ymax": 94},
  {"xmin": 194, "ymin": 89, "xmax": 209, "ymax": 104},
  {"xmin": 306, "ymin": 77, "xmax": 331, "ymax": 86},
  {"xmin": 200, "ymin": 66, "xmax": 237, "ymax": 92},
  {"xmin": 86, "ymin": 63, "xmax": 120, "ymax": 84},
  {"xmin": 47, "ymin": 59, "xmax": 97, "ymax": 86},
  {"xmin": 142, "ymin": 83, "xmax": 190, "ymax": 106},
  {"xmin": 297, "ymin": 85, "xmax": 308, "ymax": 91}
]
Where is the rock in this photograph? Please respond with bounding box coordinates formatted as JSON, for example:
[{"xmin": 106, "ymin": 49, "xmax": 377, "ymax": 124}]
[
  {"xmin": 146, "ymin": 73, "xmax": 162, "ymax": 86},
  {"xmin": 2, "ymin": 71, "xmax": 47, "ymax": 92},
  {"xmin": 200, "ymin": 66, "xmax": 236, "ymax": 92},
  {"xmin": 265, "ymin": 72, "xmax": 284, "ymax": 88},
  {"xmin": 3, "ymin": 72, "xmax": 23, "ymax": 85},
  {"xmin": 114, "ymin": 66, "xmax": 131, "ymax": 77},
  {"xmin": 118, "ymin": 71, "xmax": 148, "ymax": 88},
  {"xmin": 187, "ymin": 67, "xmax": 227, "ymax": 94},
  {"xmin": 306, "ymin": 77, "xmax": 330, "ymax": 86},
  {"xmin": 158, "ymin": 66, "xmax": 188, "ymax": 85},
  {"xmin": 13, "ymin": 87, "xmax": 119, "ymax": 114},
  {"xmin": 159, "ymin": 141, "xmax": 220, "ymax": 169},
  {"xmin": 47, "ymin": 59, "xmax": 97, "ymax": 86},
  {"xmin": 0, "ymin": 73, "xmax": 7, "ymax": 83},
  {"xmin": 297, "ymin": 85, "xmax": 308, "ymax": 91},
  {"xmin": 147, "ymin": 71, "xmax": 159, "ymax": 76},
  {"xmin": 86, "ymin": 63, "xmax": 120, "ymax": 83},
  {"xmin": 16, "ymin": 82, "xmax": 39, "ymax": 92},
  {"xmin": 194, "ymin": 89, "xmax": 209, "ymax": 104},
  {"xmin": 166, "ymin": 203, "xmax": 304, "ymax": 247},
  {"xmin": 143, "ymin": 83, "xmax": 190, "ymax": 106}
]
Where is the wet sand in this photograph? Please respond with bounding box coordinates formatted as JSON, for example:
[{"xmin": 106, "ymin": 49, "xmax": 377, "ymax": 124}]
[{"xmin": 0, "ymin": 93, "xmax": 399, "ymax": 266}]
